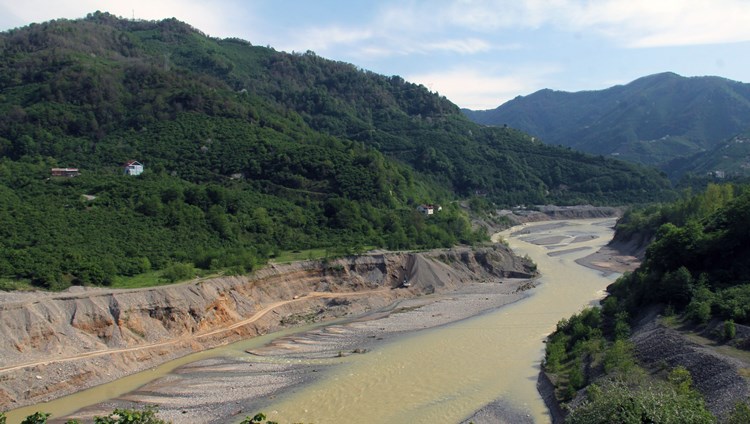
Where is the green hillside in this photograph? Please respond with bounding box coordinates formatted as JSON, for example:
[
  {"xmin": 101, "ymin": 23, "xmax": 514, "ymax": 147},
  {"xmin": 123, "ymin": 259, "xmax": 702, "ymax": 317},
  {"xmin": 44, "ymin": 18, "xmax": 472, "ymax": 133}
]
[
  {"xmin": 541, "ymin": 183, "xmax": 750, "ymax": 422},
  {"xmin": 664, "ymin": 132, "xmax": 750, "ymax": 180},
  {"xmin": 0, "ymin": 12, "xmax": 673, "ymax": 289},
  {"xmin": 464, "ymin": 73, "xmax": 750, "ymax": 172}
]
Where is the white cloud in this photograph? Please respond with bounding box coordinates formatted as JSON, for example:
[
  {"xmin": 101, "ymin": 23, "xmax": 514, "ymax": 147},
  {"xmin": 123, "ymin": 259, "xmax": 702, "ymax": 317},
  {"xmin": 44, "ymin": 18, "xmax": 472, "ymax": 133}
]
[
  {"xmin": 415, "ymin": 0, "xmax": 750, "ymax": 48},
  {"xmin": 407, "ymin": 66, "xmax": 559, "ymax": 109},
  {"xmin": 278, "ymin": 25, "xmax": 501, "ymax": 58},
  {"xmin": 263, "ymin": 0, "xmax": 750, "ymax": 66},
  {"xmin": 421, "ymin": 38, "xmax": 494, "ymax": 54},
  {"xmin": 277, "ymin": 26, "xmax": 374, "ymax": 53}
]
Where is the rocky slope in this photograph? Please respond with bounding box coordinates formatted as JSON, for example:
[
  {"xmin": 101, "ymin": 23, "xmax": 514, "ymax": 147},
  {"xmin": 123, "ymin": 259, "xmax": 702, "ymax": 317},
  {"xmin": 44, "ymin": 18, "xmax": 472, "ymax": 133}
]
[
  {"xmin": 631, "ymin": 319, "xmax": 750, "ymax": 421},
  {"xmin": 0, "ymin": 246, "xmax": 535, "ymax": 411},
  {"xmin": 541, "ymin": 312, "xmax": 750, "ymax": 423}
]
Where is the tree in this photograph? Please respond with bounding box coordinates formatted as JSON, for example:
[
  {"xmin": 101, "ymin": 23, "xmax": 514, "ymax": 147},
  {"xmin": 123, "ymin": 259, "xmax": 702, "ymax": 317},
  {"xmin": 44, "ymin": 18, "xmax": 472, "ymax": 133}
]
[
  {"xmin": 566, "ymin": 380, "xmax": 714, "ymax": 424},
  {"xmin": 20, "ymin": 412, "xmax": 50, "ymax": 424},
  {"xmin": 93, "ymin": 406, "xmax": 169, "ymax": 423},
  {"xmin": 724, "ymin": 320, "xmax": 736, "ymax": 341}
]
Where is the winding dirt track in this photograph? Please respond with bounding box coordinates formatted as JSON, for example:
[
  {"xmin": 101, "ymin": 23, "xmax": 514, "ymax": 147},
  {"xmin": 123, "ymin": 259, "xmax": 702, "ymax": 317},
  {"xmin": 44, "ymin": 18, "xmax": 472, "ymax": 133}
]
[{"xmin": 0, "ymin": 290, "xmax": 384, "ymax": 374}]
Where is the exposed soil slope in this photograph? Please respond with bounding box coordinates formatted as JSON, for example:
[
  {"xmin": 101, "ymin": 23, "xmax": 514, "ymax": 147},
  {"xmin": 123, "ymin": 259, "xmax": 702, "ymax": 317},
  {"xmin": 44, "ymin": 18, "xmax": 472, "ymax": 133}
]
[{"xmin": 0, "ymin": 246, "xmax": 535, "ymax": 411}]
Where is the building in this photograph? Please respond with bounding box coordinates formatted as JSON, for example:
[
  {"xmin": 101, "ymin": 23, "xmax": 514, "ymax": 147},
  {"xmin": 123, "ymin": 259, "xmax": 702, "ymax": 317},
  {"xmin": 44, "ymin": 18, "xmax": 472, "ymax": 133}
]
[
  {"xmin": 417, "ymin": 204, "xmax": 442, "ymax": 215},
  {"xmin": 50, "ymin": 168, "xmax": 80, "ymax": 177},
  {"xmin": 123, "ymin": 160, "xmax": 144, "ymax": 176}
]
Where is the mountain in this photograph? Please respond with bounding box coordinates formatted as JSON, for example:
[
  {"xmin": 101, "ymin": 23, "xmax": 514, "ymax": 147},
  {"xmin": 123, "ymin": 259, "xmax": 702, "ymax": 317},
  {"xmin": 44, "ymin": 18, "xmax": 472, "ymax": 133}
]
[
  {"xmin": 463, "ymin": 72, "xmax": 750, "ymax": 171},
  {"xmin": 0, "ymin": 13, "xmax": 673, "ymax": 288}
]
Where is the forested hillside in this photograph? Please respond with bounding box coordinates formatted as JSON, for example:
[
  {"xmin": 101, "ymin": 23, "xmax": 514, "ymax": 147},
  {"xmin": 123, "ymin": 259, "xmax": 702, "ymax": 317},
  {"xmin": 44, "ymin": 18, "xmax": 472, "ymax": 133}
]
[
  {"xmin": 0, "ymin": 12, "xmax": 673, "ymax": 289},
  {"xmin": 464, "ymin": 73, "xmax": 750, "ymax": 174},
  {"xmin": 664, "ymin": 131, "xmax": 750, "ymax": 180}
]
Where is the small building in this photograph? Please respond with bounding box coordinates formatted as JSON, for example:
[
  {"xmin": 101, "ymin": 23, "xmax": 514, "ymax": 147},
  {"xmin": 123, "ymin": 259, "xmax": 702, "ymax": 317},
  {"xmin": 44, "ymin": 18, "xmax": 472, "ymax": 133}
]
[
  {"xmin": 51, "ymin": 168, "xmax": 80, "ymax": 178},
  {"xmin": 123, "ymin": 160, "xmax": 144, "ymax": 176},
  {"xmin": 417, "ymin": 204, "xmax": 442, "ymax": 215}
]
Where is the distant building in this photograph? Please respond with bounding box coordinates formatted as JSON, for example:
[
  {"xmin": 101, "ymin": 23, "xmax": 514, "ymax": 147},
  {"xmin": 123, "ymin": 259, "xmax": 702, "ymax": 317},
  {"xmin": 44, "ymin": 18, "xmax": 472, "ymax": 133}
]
[
  {"xmin": 417, "ymin": 204, "xmax": 442, "ymax": 215},
  {"xmin": 51, "ymin": 168, "xmax": 80, "ymax": 177},
  {"xmin": 123, "ymin": 160, "xmax": 144, "ymax": 176}
]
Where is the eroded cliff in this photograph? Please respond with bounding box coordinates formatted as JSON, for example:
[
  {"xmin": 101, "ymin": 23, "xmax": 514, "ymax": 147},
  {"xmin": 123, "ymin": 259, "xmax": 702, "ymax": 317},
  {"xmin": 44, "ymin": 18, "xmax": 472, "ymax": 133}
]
[{"xmin": 0, "ymin": 245, "xmax": 535, "ymax": 411}]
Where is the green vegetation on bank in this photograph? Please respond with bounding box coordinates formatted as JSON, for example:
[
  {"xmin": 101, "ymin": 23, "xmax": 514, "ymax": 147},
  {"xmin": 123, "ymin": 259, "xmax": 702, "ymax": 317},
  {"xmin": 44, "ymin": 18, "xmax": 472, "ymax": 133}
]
[
  {"xmin": 0, "ymin": 408, "xmax": 284, "ymax": 424},
  {"xmin": 0, "ymin": 12, "xmax": 674, "ymax": 290},
  {"xmin": 544, "ymin": 306, "xmax": 718, "ymax": 423},
  {"xmin": 544, "ymin": 183, "xmax": 750, "ymax": 421},
  {"xmin": 1, "ymin": 406, "xmax": 169, "ymax": 424},
  {"xmin": 610, "ymin": 183, "xmax": 750, "ymax": 323}
]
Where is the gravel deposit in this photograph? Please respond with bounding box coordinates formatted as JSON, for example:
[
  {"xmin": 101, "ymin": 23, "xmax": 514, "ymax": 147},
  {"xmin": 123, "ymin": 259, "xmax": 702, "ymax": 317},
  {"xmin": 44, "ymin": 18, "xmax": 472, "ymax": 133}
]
[
  {"xmin": 632, "ymin": 319, "xmax": 750, "ymax": 420},
  {"xmin": 59, "ymin": 279, "xmax": 537, "ymax": 423}
]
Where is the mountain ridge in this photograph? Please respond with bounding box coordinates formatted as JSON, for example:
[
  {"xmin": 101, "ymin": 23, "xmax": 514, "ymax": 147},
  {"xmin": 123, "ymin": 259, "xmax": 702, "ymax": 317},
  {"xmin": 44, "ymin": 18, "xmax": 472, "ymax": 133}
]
[{"xmin": 463, "ymin": 72, "xmax": 750, "ymax": 172}]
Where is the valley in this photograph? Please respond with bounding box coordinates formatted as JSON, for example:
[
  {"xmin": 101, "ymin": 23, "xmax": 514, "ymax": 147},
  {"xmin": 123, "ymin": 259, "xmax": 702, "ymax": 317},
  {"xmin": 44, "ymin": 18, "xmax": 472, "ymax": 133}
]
[
  {"xmin": 1, "ymin": 8, "xmax": 750, "ymax": 424},
  {"xmin": 4, "ymin": 219, "xmax": 625, "ymax": 424}
]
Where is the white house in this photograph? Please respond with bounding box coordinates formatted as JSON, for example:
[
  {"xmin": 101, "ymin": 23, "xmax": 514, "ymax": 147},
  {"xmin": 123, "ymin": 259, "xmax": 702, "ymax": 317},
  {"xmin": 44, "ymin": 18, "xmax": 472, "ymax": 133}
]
[
  {"xmin": 50, "ymin": 168, "xmax": 80, "ymax": 177},
  {"xmin": 123, "ymin": 160, "xmax": 144, "ymax": 176},
  {"xmin": 417, "ymin": 204, "xmax": 442, "ymax": 215}
]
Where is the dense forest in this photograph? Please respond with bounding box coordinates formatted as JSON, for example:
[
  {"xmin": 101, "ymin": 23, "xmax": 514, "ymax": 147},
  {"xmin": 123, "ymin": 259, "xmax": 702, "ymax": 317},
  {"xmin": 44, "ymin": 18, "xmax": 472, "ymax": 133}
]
[
  {"xmin": 0, "ymin": 12, "xmax": 674, "ymax": 289},
  {"xmin": 543, "ymin": 183, "xmax": 750, "ymax": 423}
]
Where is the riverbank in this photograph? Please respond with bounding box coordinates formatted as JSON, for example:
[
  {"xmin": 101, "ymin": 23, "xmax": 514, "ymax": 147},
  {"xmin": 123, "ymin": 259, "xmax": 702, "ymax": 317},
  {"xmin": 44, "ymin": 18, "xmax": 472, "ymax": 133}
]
[
  {"xmin": 466, "ymin": 218, "xmax": 638, "ymax": 424},
  {"xmin": 3, "ymin": 218, "xmax": 632, "ymax": 423},
  {"xmin": 58, "ymin": 278, "xmax": 539, "ymax": 423},
  {"xmin": 56, "ymin": 218, "xmax": 631, "ymax": 424},
  {"xmin": 2, "ymin": 245, "xmax": 537, "ymax": 422}
]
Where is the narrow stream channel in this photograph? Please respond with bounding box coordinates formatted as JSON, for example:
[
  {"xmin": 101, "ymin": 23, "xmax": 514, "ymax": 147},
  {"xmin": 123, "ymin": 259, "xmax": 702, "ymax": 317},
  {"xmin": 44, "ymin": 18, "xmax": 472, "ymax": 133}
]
[{"xmin": 6, "ymin": 218, "xmax": 620, "ymax": 423}]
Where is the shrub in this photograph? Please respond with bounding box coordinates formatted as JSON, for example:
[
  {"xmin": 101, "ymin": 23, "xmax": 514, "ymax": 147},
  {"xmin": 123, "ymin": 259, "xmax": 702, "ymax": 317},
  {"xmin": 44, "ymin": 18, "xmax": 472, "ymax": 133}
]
[
  {"xmin": 566, "ymin": 380, "xmax": 714, "ymax": 424},
  {"xmin": 667, "ymin": 366, "xmax": 695, "ymax": 396},
  {"xmin": 161, "ymin": 263, "xmax": 195, "ymax": 282},
  {"xmin": 603, "ymin": 340, "xmax": 635, "ymax": 374},
  {"xmin": 20, "ymin": 412, "xmax": 50, "ymax": 424},
  {"xmin": 685, "ymin": 300, "xmax": 712, "ymax": 324},
  {"xmin": 724, "ymin": 319, "xmax": 737, "ymax": 341},
  {"xmin": 93, "ymin": 406, "xmax": 169, "ymax": 423},
  {"xmin": 240, "ymin": 413, "xmax": 278, "ymax": 424},
  {"xmin": 728, "ymin": 401, "xmax": 750, "ymax": 424}
]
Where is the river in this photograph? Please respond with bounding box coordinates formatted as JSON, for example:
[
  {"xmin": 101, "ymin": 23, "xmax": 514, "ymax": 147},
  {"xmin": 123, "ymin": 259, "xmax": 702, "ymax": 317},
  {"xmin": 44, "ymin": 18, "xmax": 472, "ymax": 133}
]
[
  {"xmin": 5, "ymin": 218, "xmax": 621, "ymax": 423},
  {"xmin": 256, "ymin": 218, "xmax": 621, "ymax": 423}
]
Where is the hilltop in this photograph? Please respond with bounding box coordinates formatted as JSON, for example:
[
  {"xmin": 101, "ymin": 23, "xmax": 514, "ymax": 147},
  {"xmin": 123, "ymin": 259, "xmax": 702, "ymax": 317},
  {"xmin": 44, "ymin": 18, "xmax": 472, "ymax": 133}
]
[{"xmin": 464, "ymin": 72, "xmax": 750, "ymax": 176}]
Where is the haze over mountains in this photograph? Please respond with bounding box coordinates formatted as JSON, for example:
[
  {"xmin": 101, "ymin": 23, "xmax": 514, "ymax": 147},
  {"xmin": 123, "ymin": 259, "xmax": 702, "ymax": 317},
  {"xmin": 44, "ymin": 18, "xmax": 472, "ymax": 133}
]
[{"xmin": 463, "ymin": 73, "xmax": 750, "ymax": 178}]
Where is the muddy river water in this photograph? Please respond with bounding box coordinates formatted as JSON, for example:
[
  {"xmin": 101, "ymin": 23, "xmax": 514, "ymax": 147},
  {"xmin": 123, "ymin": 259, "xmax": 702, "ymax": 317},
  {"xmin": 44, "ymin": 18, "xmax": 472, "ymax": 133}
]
[
  {"xmin": 261, "ymin": 218, "xmax": 620, "ymax": 423},
  {"xmin": 6, "ymin": 219, "xmax": 620, "ymax": 423}
]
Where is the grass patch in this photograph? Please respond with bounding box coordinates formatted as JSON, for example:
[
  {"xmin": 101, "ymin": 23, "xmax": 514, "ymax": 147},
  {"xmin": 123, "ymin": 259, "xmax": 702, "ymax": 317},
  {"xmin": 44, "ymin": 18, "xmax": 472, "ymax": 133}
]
[
  {"xmin": 110, "ymin": 268, "xmax": 220, "ymax": 289},
  {"xmin": 272, "ymin": 248, "xmax": 329, "ymax": 264},
  {"xmin": 660, "ymin": 316, "xmax": 750, "ymax": 364},
  {"xmin": 0, "ymin": 278, "xmax": 35, "ymax": 291},
  {"xmin": 272, "ymin": 246, "xmax": 376, "ymax": 264},
  {"xmin": 660, "ymin": 314, "xmax": 681, "ymax": 328},
  {"xmin": 110, "ymin": 270, "xmax": 170, "ymax": 289}
]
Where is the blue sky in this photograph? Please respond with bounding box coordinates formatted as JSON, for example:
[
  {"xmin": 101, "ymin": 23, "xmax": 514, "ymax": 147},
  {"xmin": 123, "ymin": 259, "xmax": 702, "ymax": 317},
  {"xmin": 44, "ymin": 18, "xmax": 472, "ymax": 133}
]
[{"xmin": 2, "ymin": 0, "xmax": 750, "ymax": 109}]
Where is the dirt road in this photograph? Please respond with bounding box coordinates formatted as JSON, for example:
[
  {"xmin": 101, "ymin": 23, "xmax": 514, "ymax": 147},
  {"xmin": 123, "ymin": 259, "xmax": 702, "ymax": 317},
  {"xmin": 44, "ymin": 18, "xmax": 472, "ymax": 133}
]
[{"xmin": 0, "ymin": 290, "xmax": 384, "ymax": 375}]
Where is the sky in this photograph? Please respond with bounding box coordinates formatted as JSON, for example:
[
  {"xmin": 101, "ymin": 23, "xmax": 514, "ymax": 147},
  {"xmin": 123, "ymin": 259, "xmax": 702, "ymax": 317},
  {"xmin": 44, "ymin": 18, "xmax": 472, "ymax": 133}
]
[{"xmin": 2, "ymin": 0, "xmax": 750, "ymax": 110}]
